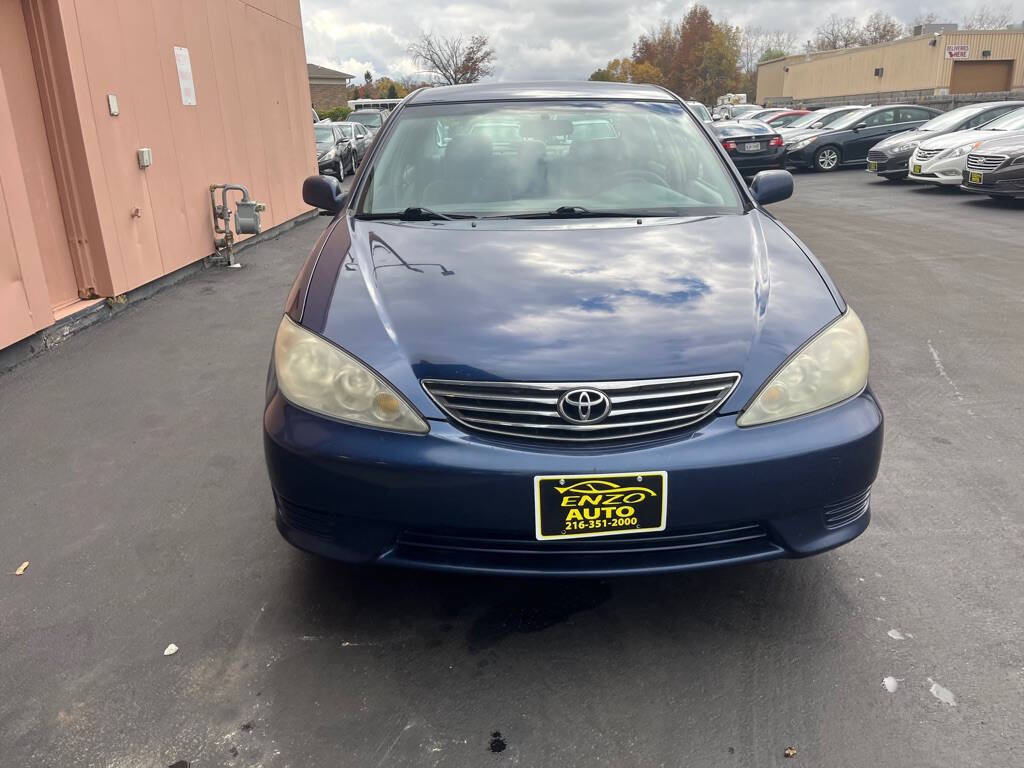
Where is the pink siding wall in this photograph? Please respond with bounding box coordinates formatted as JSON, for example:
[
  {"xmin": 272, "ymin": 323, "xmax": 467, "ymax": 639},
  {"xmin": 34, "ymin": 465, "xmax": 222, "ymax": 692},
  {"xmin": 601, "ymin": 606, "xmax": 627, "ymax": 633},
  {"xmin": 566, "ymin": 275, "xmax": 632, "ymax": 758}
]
[{"xmin": 1, "ymin": 0, "xmax": 314, "ymax": 349}]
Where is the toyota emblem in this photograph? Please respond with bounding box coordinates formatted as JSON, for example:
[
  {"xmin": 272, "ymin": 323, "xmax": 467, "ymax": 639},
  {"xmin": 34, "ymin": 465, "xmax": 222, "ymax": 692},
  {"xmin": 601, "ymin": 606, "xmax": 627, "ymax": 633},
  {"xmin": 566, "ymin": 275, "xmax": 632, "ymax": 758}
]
[{"xmin": 557, "ymin": 388, "xmax": 611, "ymax": 424}]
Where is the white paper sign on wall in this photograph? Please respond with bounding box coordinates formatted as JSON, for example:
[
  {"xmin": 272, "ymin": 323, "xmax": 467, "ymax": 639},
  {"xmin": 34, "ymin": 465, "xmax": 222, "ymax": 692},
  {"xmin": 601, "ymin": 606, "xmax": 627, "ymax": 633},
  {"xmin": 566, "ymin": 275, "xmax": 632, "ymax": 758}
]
[{"xmin": 174, "ymin": 46, "xmax": 197, "ymax": 106}]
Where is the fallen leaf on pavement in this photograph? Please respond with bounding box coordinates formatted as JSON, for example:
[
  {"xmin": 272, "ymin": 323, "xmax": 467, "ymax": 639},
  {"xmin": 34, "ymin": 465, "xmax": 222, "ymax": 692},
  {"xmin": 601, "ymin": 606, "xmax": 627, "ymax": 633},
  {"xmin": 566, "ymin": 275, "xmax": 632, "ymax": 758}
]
[
  {"xmin": 784, "ymin": 746, "xmax": 797, "ymax": 758},
  {"xmin": 164, "ymin": 643, "xmax": 179, "ymax": 656},
  {"xmin": 15, "ymin": 561, "xmax": 29, "ymax": 576}
]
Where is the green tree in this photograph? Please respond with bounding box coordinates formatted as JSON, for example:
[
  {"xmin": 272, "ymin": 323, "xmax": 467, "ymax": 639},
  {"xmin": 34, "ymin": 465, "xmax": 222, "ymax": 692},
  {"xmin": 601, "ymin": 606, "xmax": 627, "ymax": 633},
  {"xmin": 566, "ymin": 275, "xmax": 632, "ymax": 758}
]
[
  {"xmin": 696, "ymin": 23, "xmax": 741, "ymax": 104},
  {"xmin": 588, "ymin": 58, "xmax": 664, "ymax": 84},
  {"xmin": 386, "ymin": 82, "xmax": 398, "ymax": 99},
  {"xmin": 673, "ymin": 4, "xmax": 717, "ymax": 98}
]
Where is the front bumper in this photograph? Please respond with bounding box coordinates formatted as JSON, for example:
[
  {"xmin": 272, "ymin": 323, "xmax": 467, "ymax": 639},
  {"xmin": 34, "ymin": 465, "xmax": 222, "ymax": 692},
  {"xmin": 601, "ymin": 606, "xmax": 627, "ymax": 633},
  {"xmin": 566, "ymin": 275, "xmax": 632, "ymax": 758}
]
[
  {"xmin": 264, "ymin": 389, "xmax": 884, "ymax": 576},
  {"xmin": 907, "ymin": 154, "xmax": 966, "ymax": 186},
  {"xmin": 960, "ymin": 164, "xmax": 1024, "ymax": 198},
  {"xmin": 784, "ymin": 145, "xmax": 816, "ymax": 168},
  {"xmin": 317, "ymin": 156, "xmax": 339, "ymax": 174},
  {"xmin": 866, "ymin": 151, "xmax": 911, "ymax": 177}
]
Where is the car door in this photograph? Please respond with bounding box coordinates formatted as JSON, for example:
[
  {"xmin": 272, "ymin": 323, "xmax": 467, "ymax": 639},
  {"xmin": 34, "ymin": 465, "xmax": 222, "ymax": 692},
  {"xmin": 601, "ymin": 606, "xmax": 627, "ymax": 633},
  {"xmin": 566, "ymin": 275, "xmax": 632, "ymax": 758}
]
[{"xmin": 846, "ymin": 108, "xmax": 898, "ymax": 161}]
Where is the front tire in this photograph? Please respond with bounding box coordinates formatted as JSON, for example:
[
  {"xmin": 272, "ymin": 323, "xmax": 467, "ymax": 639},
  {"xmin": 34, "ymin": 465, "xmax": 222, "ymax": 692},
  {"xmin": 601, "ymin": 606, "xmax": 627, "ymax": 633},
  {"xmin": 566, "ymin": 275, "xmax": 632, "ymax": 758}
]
[
  {"xmin": 349, "ymin": 153, "xmax": 357, "ymax": 176},
  {"xmin": 813, "ymin": 146, "xmax": 840, "ymax": 172}
]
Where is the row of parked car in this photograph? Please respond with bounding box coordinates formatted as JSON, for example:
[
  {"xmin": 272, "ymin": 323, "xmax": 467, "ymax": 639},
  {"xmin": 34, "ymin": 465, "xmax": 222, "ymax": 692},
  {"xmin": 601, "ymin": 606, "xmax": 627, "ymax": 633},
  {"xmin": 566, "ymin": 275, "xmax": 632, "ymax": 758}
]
[
  {"xmin": 312, "ymin": 107, "xmax": 393, "ymax": 178},
  {"xmin": 702, "ymin": 101, "xmax": 1024, "ymax": 200}
]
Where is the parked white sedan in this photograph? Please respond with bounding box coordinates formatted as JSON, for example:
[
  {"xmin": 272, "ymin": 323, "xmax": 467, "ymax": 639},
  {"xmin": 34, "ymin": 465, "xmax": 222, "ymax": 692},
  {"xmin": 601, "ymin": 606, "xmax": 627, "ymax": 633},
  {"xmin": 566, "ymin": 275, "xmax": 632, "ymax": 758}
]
[{"xmin": 908, "ymin": 106, "xmax": 1024, "ymax": 186}]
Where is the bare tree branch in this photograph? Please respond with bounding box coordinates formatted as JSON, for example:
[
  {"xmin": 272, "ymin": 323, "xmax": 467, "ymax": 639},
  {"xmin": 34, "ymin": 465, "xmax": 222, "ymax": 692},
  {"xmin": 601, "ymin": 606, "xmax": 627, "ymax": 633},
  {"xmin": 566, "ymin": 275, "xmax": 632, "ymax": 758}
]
[
  {"xmin": 962, "ymin": 3, "xmax": 1014, "ymax": 29},
  {"xmin": 408, "ymin": 32, "xmax": 495, "ymax": 85}
]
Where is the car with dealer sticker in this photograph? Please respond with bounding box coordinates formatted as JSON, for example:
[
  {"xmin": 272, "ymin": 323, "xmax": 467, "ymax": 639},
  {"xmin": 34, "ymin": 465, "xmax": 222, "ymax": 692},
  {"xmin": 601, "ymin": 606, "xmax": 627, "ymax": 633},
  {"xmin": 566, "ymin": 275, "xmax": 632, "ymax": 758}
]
[
  {"xmin": 908, "ymin": 106, "xmax": 1024, "ymax": 187},
  {"xmin": 264, "ymin": 81, "xmax": 883, "ymax": 576},
  {"xmin": 866, "ymin": 101, "xmax": 1024, "ymax": 181},
  {"xmin": 960, "ymin": 133, "xmax": 1024, "ymax": 199}
]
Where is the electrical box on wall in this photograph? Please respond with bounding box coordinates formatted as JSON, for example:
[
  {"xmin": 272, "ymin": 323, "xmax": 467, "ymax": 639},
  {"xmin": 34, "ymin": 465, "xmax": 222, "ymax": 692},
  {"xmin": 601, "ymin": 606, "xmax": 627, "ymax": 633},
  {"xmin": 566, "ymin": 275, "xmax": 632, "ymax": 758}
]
[
  {"xmin": 137, "ymin": 148, "xmax": 152, "ymax": 169},
  {"xmin": 107, "ymin": 94, "xmax": 119, "ymax": 116}
]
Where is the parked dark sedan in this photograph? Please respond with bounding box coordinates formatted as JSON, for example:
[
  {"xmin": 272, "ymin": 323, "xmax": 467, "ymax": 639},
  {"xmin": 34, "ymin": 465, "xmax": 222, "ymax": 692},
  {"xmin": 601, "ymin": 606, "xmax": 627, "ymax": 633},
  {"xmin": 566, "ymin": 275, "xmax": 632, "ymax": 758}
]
[
  {"xmin": 961, "ymin": 134, "xmax": 1024, "ymax": 198},
  {"xmin": 786, "ymin": 104, "xmax": 940, "ymax": 171},
  {"xmin": 710, "ymin": 120, "xmax": 786, "ymax": 175},
  {"xmin": 265, "ymin": 81, "xmax": 882, "ymax": 576},
  {"xmin": 866, "ymin": 101, "xmax": 1024, "ymax": 181},
  {"xmin": 315, "ymin": 122, "xmax": 371, "ymax": 177}
]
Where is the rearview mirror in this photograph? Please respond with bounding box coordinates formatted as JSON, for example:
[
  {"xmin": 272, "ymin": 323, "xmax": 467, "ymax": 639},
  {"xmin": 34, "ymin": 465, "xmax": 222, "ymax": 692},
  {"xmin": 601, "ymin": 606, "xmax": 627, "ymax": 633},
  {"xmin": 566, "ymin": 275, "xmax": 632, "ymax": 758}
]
[
  {"xmin": 749, "ymin": 170, "xmax": 793, "ymax": 206},
  {"xmin": 302, "ymin": 175, "xmax": 345, "ymax": 214}
]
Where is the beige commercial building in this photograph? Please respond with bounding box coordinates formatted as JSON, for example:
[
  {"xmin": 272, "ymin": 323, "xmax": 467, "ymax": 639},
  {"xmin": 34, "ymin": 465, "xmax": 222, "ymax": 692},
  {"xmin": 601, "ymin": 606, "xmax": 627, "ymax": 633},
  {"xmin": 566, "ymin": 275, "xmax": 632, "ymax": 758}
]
[
  {"xmin": 1, "ymin": 0, "xmax": 315, "ymax": 352},
  {"xmin": 757, "ymin": 29, "xmax": 1024, "ymax": 106}
]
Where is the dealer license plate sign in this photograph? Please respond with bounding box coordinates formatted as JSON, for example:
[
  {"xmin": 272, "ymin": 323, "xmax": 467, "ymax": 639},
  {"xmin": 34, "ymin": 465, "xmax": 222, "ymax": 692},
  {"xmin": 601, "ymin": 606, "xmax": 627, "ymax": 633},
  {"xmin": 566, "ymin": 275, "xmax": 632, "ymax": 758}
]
[
  {"xmin": 867, "ymin": 161, "xmax": 878, "ymax": 172},
  {"xmin": 534, "ymin": 472, "xmax": 667, "ymax": 540},
  {"xmin": 743, "ymin": 142, "xmax": 761, "ymax": 152},
  {"xmin": 913, "ymin": 164, "xmax": 922, "ymax": 174},
  {"xmin": 969, "ymin": 171, "xmax": 983, "ymax": 184}
]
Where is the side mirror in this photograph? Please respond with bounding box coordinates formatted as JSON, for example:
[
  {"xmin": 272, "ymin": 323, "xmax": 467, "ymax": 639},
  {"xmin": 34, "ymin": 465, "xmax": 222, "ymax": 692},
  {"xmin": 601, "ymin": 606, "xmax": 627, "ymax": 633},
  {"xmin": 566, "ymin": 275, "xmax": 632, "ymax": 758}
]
[
  {"xmin": 853, "ymin": 122, "xmax": 868, "ymax": 132},
  {"xmin": 811, "ymin": 121, "xmax": 824, "ymax": 128},
  {"xmin": 749, "ymin": 170, "xmax": 793, "ymax": 206},
  {"xmin": 302, "ymin": 175, "xmax": 345, "ymax": 214}
]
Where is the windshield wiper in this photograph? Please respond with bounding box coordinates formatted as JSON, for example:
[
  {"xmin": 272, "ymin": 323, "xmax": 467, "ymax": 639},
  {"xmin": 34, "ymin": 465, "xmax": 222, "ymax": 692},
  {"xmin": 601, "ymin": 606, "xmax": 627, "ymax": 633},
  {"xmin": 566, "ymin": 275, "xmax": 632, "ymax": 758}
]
[
  {"xmin": 495, "ymin": 206, "xmax": 646, "ymax": 220},
  {"xmin": 356, "ymin": 207, "xmax": 474, "ymax": 221}
]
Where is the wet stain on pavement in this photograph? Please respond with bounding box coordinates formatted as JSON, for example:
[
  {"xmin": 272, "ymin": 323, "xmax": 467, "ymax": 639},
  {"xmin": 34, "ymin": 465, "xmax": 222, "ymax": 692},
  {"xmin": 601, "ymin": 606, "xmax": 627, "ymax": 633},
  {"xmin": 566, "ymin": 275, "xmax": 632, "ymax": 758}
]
[
  {"xmin": 466, "ymin": 581, "xmax": 612, "ymax": 652},
  {"xmin": 489, "ymin": 731, "xmax": 507, "ymax": 753}
]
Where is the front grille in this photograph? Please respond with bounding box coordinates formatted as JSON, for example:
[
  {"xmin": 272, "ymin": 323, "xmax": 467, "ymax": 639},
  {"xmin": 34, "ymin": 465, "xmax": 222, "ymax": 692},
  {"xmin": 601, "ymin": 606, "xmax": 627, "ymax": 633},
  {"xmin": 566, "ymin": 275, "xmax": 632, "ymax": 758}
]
[
  {"xmin": 823, "ymin": 488, "xmax": 871, "ymax": 529},
  {"xmin": 913, "ymin": 148, "xmax": 941, "ymax": 162},
  {"xmin": 966, "ymin": 153, "xmax": 1007, "ymax": 172},
  {"xmin": 422, "ymin": 374, "xmax": 741, "ymax": 444},
  {"xmin": 867, "ymin": 150, "xmax": 888, "ymax": 163},
  {"xmin": 388, "ymin": 523, "xmax": 781, "ymax": 573}
]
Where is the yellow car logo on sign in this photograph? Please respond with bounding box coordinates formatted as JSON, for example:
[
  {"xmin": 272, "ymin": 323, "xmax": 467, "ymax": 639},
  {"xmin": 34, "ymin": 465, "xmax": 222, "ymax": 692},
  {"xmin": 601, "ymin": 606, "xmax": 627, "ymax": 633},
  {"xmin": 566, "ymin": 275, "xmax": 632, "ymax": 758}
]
[{"xmin": 534, "ymin": 472, "xmax": 667, "ymax": 540}]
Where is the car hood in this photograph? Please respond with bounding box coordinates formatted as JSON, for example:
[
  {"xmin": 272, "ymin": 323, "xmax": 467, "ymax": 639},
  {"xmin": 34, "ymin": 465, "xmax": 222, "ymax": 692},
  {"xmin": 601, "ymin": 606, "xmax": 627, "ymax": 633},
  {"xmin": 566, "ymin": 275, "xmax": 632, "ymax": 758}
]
[
  {"xmin": 304, "ymin": 212, "xmax": 843, "ymax": 417},
  {"xmin": 783, "ymin": 128, "xmax": 828, "ymax": 143},
  {"xmin": 918, "ymin": 127, "xmax": 1019, "ymax": 151},
  {"xmin": 872, "ymin": 128, "xmax": 931, "ymax": 151},
  {"xmin": 970, "ymin": 133, "xmax": 1024, "ymax": 155}
]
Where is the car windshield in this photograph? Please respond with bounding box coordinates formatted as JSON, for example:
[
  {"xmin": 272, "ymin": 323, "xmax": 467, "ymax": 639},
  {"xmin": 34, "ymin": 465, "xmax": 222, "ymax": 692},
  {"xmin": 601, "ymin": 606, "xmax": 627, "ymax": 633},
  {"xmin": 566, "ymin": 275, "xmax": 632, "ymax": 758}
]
[
  {"xmin": 714, "ymin": 122, "xmax": 772, "ymax": 137},
  {"xmin": 788, "ymin": 111, "xmax": 834, "ymax": 129},
  {"xmin": 355, "ymin": 100, "xmax": 744, "ymax": 218},
  {"xmin": 919, "ymin": 104, "xmax": 991, "ymax": 132},
  {"xmin": 983, "ymin": 107, "xmax": 1024, "ymax": 131},
  {"xmin": 686, "ymin": 102, "xmax": 711, "ymax": 121},
  {"xmin": 338, "ymin": 124, "xmax": 354, "ymax": 139},
  {"xmin": 314, "ymin": 126, "xmax": 334, "ymax": 144},
  {"xmin": 349, "ymin": 112, "xmax": 382, "ymax": 128},
  {"xmin": 830, "ymin": 108, "xmax": 875, "ymax": 130}
]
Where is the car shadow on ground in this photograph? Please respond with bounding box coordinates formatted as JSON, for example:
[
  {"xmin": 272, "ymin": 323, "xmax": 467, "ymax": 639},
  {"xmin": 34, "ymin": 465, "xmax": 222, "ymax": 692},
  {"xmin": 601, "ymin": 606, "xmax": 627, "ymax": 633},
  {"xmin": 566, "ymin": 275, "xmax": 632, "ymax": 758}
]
[{"xmin": 270, "ymin": 550, "xmax": 839, "ymax": 654}]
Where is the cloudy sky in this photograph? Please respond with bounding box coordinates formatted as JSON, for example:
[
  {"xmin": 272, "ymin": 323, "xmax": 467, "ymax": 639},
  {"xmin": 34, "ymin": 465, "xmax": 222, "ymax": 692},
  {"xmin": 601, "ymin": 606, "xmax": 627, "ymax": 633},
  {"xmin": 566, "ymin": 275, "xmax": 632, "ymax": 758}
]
[{"xmin": 300, "ymin": 0, "xmax": 1024, "ymax": 81}]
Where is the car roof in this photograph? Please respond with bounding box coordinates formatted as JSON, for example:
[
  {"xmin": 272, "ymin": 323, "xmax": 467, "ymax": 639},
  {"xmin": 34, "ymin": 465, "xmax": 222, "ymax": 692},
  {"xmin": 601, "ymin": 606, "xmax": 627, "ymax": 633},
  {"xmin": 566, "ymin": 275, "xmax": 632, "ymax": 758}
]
[{"xmin": 407, "ymin": 81, "xmax": 676, "ymax": 104}]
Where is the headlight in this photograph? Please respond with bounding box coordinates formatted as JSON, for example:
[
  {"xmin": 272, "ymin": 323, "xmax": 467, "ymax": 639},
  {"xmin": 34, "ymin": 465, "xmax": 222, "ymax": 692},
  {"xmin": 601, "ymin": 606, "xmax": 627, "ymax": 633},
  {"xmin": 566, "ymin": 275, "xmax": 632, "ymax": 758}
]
[
  {"xmin": 273, "ymin": 315, "xmax": 429, "ymax": 433},
  {"xmin": 947, "ymin": 142, "xmax": 980, "ymax": 159},
  {"xmin": 738, "ymin": 309, "xmax": 869, "ymax": 427},
  {"xmin": 893, "ymin": 141, "xmax": 919, "ymax": 153},
  {"xmin": 319, "ymin": 147, "xmax": 337, "ymax": 161},
  {"xmin": 790, "ymin": 137, "xmax": 815, "ymax": 150}
]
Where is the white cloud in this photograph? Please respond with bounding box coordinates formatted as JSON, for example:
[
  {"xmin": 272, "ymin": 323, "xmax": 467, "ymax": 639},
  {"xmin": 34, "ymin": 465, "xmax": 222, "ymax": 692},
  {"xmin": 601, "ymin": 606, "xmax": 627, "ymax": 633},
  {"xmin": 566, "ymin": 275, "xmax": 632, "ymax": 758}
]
[{"xmin": 300, "ymin": 0, "xmax": 1024, "ymax": 81}]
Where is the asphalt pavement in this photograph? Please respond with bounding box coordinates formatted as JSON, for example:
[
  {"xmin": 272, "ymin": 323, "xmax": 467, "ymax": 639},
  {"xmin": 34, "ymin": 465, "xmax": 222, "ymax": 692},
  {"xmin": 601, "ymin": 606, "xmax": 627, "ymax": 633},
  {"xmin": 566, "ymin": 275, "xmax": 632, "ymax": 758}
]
[{"xmin": 1, "ymin": 169, "xmax": 1022, "ymax": 767}]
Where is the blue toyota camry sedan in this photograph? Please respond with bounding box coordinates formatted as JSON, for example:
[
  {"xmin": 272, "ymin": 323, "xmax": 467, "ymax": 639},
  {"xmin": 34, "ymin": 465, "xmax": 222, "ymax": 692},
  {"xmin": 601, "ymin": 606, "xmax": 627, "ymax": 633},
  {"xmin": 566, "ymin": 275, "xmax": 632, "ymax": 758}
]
[{"xmin": 263, "ymin": 81, "xmax": 883, "ymax": 576}]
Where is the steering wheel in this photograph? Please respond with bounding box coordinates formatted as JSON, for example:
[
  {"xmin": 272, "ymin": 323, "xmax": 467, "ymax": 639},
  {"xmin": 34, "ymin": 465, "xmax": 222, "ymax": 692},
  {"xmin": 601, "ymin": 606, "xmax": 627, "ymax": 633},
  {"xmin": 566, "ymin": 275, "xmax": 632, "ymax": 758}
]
[{"xmin": 607, "ymin": 169, "xmax": 670, "ymax": 187}]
